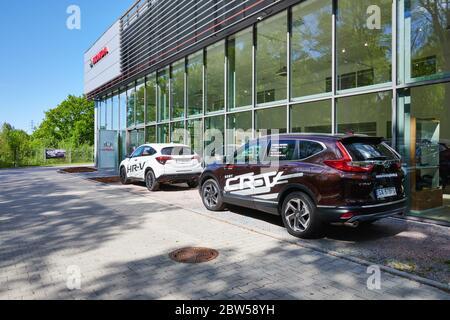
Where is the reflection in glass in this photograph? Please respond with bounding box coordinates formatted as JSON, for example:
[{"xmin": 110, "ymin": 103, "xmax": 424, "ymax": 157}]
[
  {"xmin": 112, "ymin": 93, "xmax": 119, "ymax": 130},
  {"xmin": 158, "ymin": 123, "xmax": 170, "ymax": 143},
  {"xmin": 206, "ymin": 41, "xmax": 225, "ymax": 113},
  {"xmin": 228, "ymin": 28, "xmax": 253, "ymax": 109},
  {"xmin": 407, "ymin": 0, "xmax": 450, "ymax": 80},
  {"xmin": 171, "ymin": 59, "xmax": 185, "ymax": 119},
  {"xmin": 336, "ymin": 92, "xmax": 392, "ymax": 143},
  {"xmin": 205, "ymin": 115, "xmax": 225, "ymax": 162},
  {"xmin": 291, "ymin": 0, "xmax": 332, "ymax": 98},
  {"xmin": 337, "ymin": 0, "xmax": 392, "ymax": 90},
  {"xmin": 158, "ymin": 68, "xmax": 170, "ymax": 121},
  {"xmin": 291, "ymin": 100, "xmax": 332, "ymax": 133},
  {"xmin": 135, "ymin": 79, "xmax": 145, "ymax": 125},
  {"xmin": 146, "ymin": 126, "xmax": 156, "ymax": 143},
  {"xmin": 171, "ymin": 121, "xmax": 185, "ymax": 144},
  {"xmin": 405, "ymin": 83, "xmax": 450, "ymax": 222},
  {"xmin": 256, "ymin": 106, "xmax": 287, "ymax": 136},
  {"xmin": 256, "ymin": 12, "xmax": 288, "ymax": 104},
  {"xmin": 187, "ymin": 51, "xmax": 203, "ymax": 116},
  {"xmin": 227, "ymin": 112, "xmax": 253, "ymax": 156},
  {"xmin": 126, "ymin": 84, "xmax": 135, "ymax": 128},
  {"xmin": 187, "ymin": 118, "xmax": 203, "ymax": 156},
  {"xmin": 146, "ymin": 73, "xmax": 157, "ymax": 123}
]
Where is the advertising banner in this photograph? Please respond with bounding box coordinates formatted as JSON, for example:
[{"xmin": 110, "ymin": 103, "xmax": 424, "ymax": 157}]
[{"xmin": 45, "ymin": 149, "xmax": 66, "ymax": 159}]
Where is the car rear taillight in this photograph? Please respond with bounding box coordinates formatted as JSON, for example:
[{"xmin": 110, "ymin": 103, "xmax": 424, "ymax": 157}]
[
  {"xmin": 324, "ymin": 142, "xmax": 374, "ymax": 173},
  {"xmin": 156, "ymin": 156, "xmax": 172, "ymax": 165},
  {"xmin": 192, "ymin": 155, "xmax": 202, "ymax": 162}
]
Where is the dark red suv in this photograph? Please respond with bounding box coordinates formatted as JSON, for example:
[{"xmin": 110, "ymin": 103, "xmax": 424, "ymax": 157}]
[{"xmin": 199, "ymin": 134, "xmax": 406, "ymax": 238}]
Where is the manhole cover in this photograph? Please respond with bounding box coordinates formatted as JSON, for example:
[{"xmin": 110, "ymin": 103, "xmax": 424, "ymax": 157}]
[{"xmin": 169, "ymin": 247, "xmax": 219, "ymax": 264}]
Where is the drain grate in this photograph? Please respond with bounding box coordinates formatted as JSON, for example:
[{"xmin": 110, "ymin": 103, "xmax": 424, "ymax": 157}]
[{"xmin": 169, "ymin": 247, "xmax": 219, "ymax": 264}]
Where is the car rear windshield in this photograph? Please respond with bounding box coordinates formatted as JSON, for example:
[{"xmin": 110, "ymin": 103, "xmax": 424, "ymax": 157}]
[
  {"xmin": 343, "ymin": 141, "xmax": 398, "ymax": 161},
  {"xmin": 161, "ymin": 147, "xmax": 194, "ymax": 156}
]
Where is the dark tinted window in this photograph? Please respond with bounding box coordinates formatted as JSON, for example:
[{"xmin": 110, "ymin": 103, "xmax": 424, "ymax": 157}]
[
  {"xmin": 142, "ymin": 146, "xmax": 156, "ymax": 156},
  {"xmin": 343, "ymin": 142, "xmax": 398, "ymax": 161},
  {"xmin": 162, "ymin": 147, "xmax": 194, "ymax": 156},
  {"xmin": 131, "ymin": 146, "xmax": 144, "ymax": 158},
  {"xmin": 267, "ymin": 140, "xmax": 297, "ymax": 161},
  {"xmin": 299, "ymin": 141, "xmax": 324, "ymax": 159}
]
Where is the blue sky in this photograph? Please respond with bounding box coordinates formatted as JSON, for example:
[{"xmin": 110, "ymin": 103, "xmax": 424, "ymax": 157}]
[{"xmin": 0, "ymin": 0, "xmax": 133, "ymax": 133}]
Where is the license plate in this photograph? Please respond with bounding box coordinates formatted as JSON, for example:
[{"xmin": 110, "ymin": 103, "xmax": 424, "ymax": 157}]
[
  {"xmin": 376, "ymin": 187, "xmax": 397, "ymax": 199},
  {"xmin": 176, "ymin": 159, "xmax": 191, "ymax": 164}
]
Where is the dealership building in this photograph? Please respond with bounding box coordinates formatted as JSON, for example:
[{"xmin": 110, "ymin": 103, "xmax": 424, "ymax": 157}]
[{"xmin": 85, "ymin": 0, "xmax": 450, "ymax": 224}]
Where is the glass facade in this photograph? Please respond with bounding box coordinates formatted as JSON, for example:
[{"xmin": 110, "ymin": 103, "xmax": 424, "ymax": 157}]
[
  {"xmin": 228, "ymin": 28, "xmax": 253, "ymax": 109},
  {"xmin": 171, "ymin": 59, "xmax": 185, "ymax": 119},
  {"xmin": 291, "ymin": 0, "xmax": 332, "ymax": 98},
  {"xmin": 94, "ymin": 0, "xmax": 450, "ymax": 224},
  {"xmin": 256, "ymin": 12, "xmax": 288, "ymax": 105},
  {"xmin": 206, "ymin": 41, "xmax": 225, "ymax": 113},
  {"xmin": 337, "ymin": 0, "xmax": 392, "ymax": 91},
  {"xmin": 146, "ymin": 73, "xmax": 157, "ymax": 123},
  {"xmin": 187, "ymin": 51, "xmax": 204, "ymax": 117}
]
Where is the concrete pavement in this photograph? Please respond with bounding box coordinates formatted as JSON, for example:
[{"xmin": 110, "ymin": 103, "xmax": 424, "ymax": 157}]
[{"xmin": 0, "ymin": 167, "xmax": 448, "ymax": 300}]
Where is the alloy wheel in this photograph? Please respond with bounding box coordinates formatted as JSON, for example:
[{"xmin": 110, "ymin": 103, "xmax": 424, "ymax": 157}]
[
  {"xmin": 284, "ymin": 198, "xmax": 311, "ymax": 232},
  {"xmin": 203, "ymin": 182, "xmax": 219, "ymax": 208}
]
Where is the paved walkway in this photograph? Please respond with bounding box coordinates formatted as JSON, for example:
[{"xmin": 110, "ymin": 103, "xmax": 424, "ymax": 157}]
[{"xmin": 0, "ymin": 167, "xmax": 448, "ymax": 300}]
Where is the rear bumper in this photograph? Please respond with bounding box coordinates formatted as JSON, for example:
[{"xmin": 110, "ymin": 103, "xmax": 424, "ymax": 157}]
[
  {"xmin": 318, "ymin": 199, "xmax": 407, "ymax": 223},
  {"xmin": 156, "ymin": 173, "xmax": 201, "ymax": 184}
]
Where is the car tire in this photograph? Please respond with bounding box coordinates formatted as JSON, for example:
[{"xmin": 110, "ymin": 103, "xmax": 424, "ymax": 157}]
[
  {"xmin": 201, "ymin": 179, "xmax": 225, "ymax": 211},
  {"xmin": 281, "ymin": 192, "xmax": 323, "ymax": 239},
  {"xmin": 145, "ymin": 170, "xmax": 159, "ymax": 192},
  {"xmin": 187, "ymin": 180, "xmax": 199, "ymax": 189},
  {"xmin": 120, "ymin": 167, "xmax": 130, "ymax": 185}
]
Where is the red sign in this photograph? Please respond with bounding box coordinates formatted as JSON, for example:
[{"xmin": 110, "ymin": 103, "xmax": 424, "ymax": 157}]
[{"xmin": 90, "ymin": 47, "xmax": 109, "ymax": 68}]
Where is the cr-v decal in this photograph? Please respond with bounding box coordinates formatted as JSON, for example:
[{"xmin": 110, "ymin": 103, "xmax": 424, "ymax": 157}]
[{"xmin": 224, "ymin": 171, "xmax": 304, "ymax": 196}]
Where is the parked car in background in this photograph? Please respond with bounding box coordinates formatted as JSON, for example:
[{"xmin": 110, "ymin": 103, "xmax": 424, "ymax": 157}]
[
  {"xmin": 199, "ymin": 134, "xmax": 406, "ymax": 238},
  {"xmin": 119, "ymin": 144, "xmax": 203, "ymax": 191}
]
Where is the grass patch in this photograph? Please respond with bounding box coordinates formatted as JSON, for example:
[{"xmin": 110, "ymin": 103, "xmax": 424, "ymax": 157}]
[{"xmin": 386, "ymin": 260, "xmax": 417, "ymax": 272}]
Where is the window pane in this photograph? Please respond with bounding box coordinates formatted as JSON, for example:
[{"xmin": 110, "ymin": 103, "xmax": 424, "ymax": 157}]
[
  {"xmin": 135, "ymin": 79, "xmax": 145, "ymax": 125},
  {"xmin": 291, "ymin": 0, "xmax": 332, "ymax": 98},
  {"xmin": 157, "ymin": 123, "xmax": 170, "ymax": 143},
  {"xmin": 126, "ymin": 85, "xmax": 135, "ymax": 128},
  {"xmin": 256, "ymin": 12, "xmax": 288, "ymax": 104},
  {"xmin": 336, "ymin": 91, "xmax": 393, "ymax": 143},
  {"xmin": 112, "ymin": 93, "xmax": 119, "ymax": 130},
  {"xmin": 171, "ymin": 59, "xmax": 185, "ymax": 119},
  {"xmin": 404, "ymin": 83, "xmax": 450, "ymax": 222},
  {"xmin": 227, "ymin": 111, "xmax": 253, "ymax": 156},
  {"xmin": 228, "ymin": 28, "xmax": 253, "ymax": 109},
  {"xmin": 337, "ymin": 0, "xmax": 392, "ymax": 91},
  {"xmin": 187, "ymin": 51, "xmax": 203, "ymax": 117},
  {"xmin": 119, "ymin": 90, "xmax": 127, "ymax": 131},
  {"xmin": 146, "ymin": 126, "xmax": 156, "ymax": 143},
  {"xmin": 171, "ymin": 121, "xmax": 185, "ymax": 144},
  {"xmin": 205, "ymin": 115, "xmax": 225, "ymax": 161},
  {"xmin": 256, "ymin": 106, "xmax": 287, "ymax": 136},
  {"xmin": 407, "ymin": 0, "xmax": 450, "ymax": 80},
  {"xmin": 187, "ymin": 118, "xmax": 203, "ymax": 156},
  {"xmin": 291, "ymin": 100, "xmax": 332, "ymax": 133},
  {"xmin": 146, "ymin": 73, "xmax": 157, "ymax": 123},
  {"xmin": 206, "ymin": 41, "xmax": 225, "ymax": 113},
  {"xmin": 158, "ymin": 68, "xmax": 170, "ymax": 121}
]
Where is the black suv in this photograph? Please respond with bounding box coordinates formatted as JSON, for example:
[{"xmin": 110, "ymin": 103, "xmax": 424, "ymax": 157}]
[{"xmin": 199, "ymin": 134, "xmax": 406, "ymax": 238}]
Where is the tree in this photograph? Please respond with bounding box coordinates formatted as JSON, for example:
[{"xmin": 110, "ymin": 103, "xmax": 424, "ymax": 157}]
[
  {"xmin": 0, "ymin": 123, "xmax": 30, "ymax": 167},
  {"xmin": 32, "ymin": 95, "xmax": 94, "ymax": 147}
]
